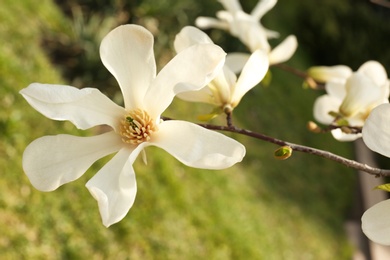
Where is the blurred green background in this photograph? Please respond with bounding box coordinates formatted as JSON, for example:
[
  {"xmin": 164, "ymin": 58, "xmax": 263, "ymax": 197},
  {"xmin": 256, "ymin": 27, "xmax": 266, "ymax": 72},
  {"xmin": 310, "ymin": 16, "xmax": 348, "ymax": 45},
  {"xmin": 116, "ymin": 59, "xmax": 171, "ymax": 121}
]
[{"xmin": 1, "ymin": 0, "xmax": 389, "ymax": 258}]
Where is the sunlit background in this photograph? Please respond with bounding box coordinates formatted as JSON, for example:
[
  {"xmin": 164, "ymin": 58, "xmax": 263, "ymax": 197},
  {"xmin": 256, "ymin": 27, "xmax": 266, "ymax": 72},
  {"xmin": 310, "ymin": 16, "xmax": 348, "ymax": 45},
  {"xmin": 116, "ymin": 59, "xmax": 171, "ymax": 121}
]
[{"xmin": 1, "ymin": 0, "xmax": 389, "ymax": 258}]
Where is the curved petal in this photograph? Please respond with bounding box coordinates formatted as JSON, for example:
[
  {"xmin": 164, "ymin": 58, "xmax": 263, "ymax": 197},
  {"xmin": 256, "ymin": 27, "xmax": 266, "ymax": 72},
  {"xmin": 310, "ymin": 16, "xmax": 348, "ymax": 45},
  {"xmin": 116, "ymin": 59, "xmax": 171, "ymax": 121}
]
[
  {"xmin": 150, "ymin": 120, "xmax": 245, "ymax": 169},
  {"xmin": 86, "ymin": 146, "xmax": 144, "ymax": 227},
  {"xmin": 174, "ymin": 26, "xmax": 214, "ymax": 53},
  {"xmin": 236, "ymin": 20, "xmax": 270, "ymax": 52},
  {"xmin": 251, "ymin": 0, "xmax": 277, "ymax": 21},
  {"xmin": 308, "ymin": 65, "xmax": 352, "ymax": 84},
  {"xmin": 358, "ymin": 60, "xmax": 388, "ymax": 87},
  {"xmin": 144, "ymin": 44, "xmax": 226, "ymax": 118},
  {"xmin": 176, "ymin": 86, "xmax": 214, "ymax": 104},
  {"xmin": 232, "ymin": 50, "xmax": 269, "ymax": 106},
  {"xmin": 210, "ymin": 66, "xmax": 237, "ymax": 106},
  {"xmin": 216, "ymin": 11, "xmax": 234, "ymax": 23},
  {"xmin": 195, "ymin": 17, "xmax": 229, "ymax": 31},
  {"xmin": 331, "ymin": 128, "xmax": 361, "ymax": 142},
  {"xmin": 20, "ymin": 83, "xmax": 124, "ymax": 131},
  {"xmin": 263, "ymin": 28, "xmax": 280, "ymax": 39},
  {"xmin": 268, "ymin": 35, "xmax": 298, "ymax": 65},
  {"xmin": 100, "ymin": 24, "xmax": 156, "ymax": 110},
  {"xmin": 313, "ymin": 95, "xmax": 341, "ymax": 125},
  {"xmin": 225, "ymin": 52, "xmax": 251, "ymax": 73},
  {"xmin": 340, "ymin": 73, "xmax": 386, "ymax": 118},
  {"xmin": 22, "ymin": 131, "xmax": 123, "ymax": 192},
  {"xmin": 362, "ymin": 104, "xmax": 390, "ymax": 157},
  {"xmin": 362, "ymin": 199, "xmax": 390, "ymax": 246},
  {"xmin": 325, "ymin": 81, "xmax": 346, "ymax": 101}
]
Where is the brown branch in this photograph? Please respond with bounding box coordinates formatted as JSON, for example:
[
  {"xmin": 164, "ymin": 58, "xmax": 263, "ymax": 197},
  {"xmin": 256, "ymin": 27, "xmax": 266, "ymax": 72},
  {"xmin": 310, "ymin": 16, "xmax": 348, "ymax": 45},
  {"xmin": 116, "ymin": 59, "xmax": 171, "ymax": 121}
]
[
  {"xmin": 273, "ymin": 63, "xmax": 326, "ymax": 90},
  {"xmin": 274, "ymin": 63, "xmax": 309, "ymax": 79},
  {"xmin": 203, "ymin": 123, "xmax": 390, "ymax": 177},
  {"xmin": 162, "ymin": 116, "xmax": 390, "ymax": 177},
  {"xmin": 371, "ymin": 0, "xmax": 390, "ymax": 8}
]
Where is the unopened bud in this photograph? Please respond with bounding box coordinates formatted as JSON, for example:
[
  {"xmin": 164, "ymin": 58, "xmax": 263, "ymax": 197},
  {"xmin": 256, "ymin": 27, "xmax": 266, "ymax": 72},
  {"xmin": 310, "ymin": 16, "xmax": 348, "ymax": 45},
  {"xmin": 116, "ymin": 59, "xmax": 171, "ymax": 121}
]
[
  {"xmin": 305, "ymin": 77, "xmax": 318, "ymax": 89},
  {"xmin": 274, "ymin": 146, "xmax": 293, "ymax": 160},
  {"xmin": 307, "ymin": 121, "xmax": 322, "ymax": 133}
]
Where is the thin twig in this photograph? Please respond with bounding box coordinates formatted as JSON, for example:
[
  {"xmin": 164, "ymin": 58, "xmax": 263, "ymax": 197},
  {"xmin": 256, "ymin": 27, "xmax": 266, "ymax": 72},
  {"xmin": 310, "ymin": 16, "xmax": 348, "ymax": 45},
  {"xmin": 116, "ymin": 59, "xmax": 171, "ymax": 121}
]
[
  {"xmin": 162, "ymin": 116, "xmax": 390, "ymax": 177},
  {"xmin": 226, "ymin": 111, "xmax": 233, "ymax": 127},
  {"xmin": 274, "ymin": 63, "xmax": 309, "ymax": 79},
  {"xmin": 273, "ymin": 63, "xmax": 326, "ymax": 90},
  {"xmin": 371, "ymin": 0, "xmax": 390, "ymax": 8}
]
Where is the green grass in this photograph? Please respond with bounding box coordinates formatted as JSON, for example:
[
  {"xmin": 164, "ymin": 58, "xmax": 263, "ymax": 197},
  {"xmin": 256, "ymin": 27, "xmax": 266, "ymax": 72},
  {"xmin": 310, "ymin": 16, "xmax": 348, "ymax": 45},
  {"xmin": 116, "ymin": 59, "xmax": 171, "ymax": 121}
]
[{"xmin": 0, "ymin": 0, "xmax": 357, "ymax": 259}]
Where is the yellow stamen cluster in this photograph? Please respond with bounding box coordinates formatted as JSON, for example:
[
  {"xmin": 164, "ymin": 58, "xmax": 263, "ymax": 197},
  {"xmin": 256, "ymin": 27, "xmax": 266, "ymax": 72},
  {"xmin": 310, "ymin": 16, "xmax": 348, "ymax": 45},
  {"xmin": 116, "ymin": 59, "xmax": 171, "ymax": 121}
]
[{"xmin": 119, "ymin": 109, "xmax": 156, "ymax": 144}]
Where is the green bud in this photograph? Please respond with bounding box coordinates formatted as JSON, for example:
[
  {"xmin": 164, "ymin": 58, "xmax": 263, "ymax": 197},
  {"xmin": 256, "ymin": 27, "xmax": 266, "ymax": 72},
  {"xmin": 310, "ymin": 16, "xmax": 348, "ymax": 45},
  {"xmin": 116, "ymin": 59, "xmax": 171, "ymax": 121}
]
[{"xmin": 274, "ymin": 146, "xmax": 293, "ymax": 160}]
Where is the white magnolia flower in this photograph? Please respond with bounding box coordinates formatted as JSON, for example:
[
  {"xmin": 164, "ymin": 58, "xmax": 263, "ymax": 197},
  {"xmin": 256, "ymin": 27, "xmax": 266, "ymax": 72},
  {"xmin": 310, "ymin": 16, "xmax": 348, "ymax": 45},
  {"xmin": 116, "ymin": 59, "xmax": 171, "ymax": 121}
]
[
  {"xmin": 20, "ymin": 25, "xmax": 246, "ymax": 227},
  {"xmin": 174, "ymin": 26, "xmax": 269, "ymax": 117},
  {"xmin": 195, "ymin": 0, "xmax": 298, "ymax": 65},
  {"xmin": 359, "ymin": 89, "xmax": 390, "ymax": 247},
  {"xmin": 361, "ymin": 199, "xmax": 390, "ymax": 245},
  {"xmin": 362, "ymin": 103, "xmax": 390, "ymax": 157},
  {"xmin": 196, "ymin": 0, "xmax": 279, "ymax": 39},
  {"xmin": 312, "ymin": 61, "xmax": 389, "ymax": 141}
]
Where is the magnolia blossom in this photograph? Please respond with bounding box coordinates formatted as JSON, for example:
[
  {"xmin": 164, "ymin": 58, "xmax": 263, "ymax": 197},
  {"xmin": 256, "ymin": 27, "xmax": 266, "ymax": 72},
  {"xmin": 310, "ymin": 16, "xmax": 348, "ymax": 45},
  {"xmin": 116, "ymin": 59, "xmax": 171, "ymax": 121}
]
[
  {"xmin": 361, "ymin": 199, "xmax": 390, "ymax": 246},
  {"xmin": 362, "ymin": 104, "xmax": 390, "ymax": 157},
  {"xmin": 174, "ymin": 26, "xmax": 269, "ymax": 117},
  {"xmin": 20, "ymin": 25, "xmax": 246, "ymax": 227},
  {"xmin": 311, "ymin": 61, "xmax": 389, "ymax": 141},
  {"xmin": 195, "ymin": 0, "xmax": 297, "ymax": 65},
  {"xmin": 361, "ymin": 107, "xmax": 390, "ymax": 244}
]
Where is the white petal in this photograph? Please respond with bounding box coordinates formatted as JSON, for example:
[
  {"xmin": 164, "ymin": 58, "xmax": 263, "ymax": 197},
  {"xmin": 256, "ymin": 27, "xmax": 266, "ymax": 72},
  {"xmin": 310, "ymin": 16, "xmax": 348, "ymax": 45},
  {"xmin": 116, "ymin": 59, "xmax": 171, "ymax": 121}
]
[
  {"xmin": 225, "ymin": 52, "xmax": 251, "ymax": 73},
  {"xmin": 362, "ymin": 199, "xmax": 390, "ymax": 246},
  {"xmin": 308, "ymin": 65, "xmax": 352, "ymax": 84},
  {"xmin": 100, "ymin": 25, "xmax": 156, "ymax": 110},
  {"xmin": 251, "ymin": 0, "xmax": 277, "ymax": 21},
  {"xmin": 263, "ymin": 28, "xmax": 280, "ymax": 39},
  {"xmin": 211, "ymin": 66, "xmax": 237, "ymax": 106},
  {"xmin": 195, "ymin": 17, "xmax": 229, "ymax": 31},
  {"xmin": 150, "ymin": 120, "xmax": 245, "ymax": 169},
  {"xmin": 218, "ymin": 0, "xmax": 242, "ymax": 13},
  {"xmin": 22, "ymin": 131, "xmax": 123, "ymax": 192},
  {"xmin": 268, "ymin": 35, "xmax": 298, "ymax": 65},
  {"xmin": 236, "ymin": 20, "xmax": 270, "ymax": 52},
  {"xmin": 331, "ymin": 128, "xmax": 361, "ymax": 142},
  {"xmin": 144, "ymin": 44, "xmax": 226, "ymax": 118},
  {"xmin": 325, "ymin": 81, "xmax": 346, "ymax": 101},
  {"xmin": 175, "ymin": 87, "xmax": 214, "ymax": 104},
  {"xmin": 358, "ymin": 60, "xmax": 388, "ymax": 87},
  {"xmin": 86, "ymin": 146, "xmax": 144, "ymax": 227},
  {"xmin": 174, "ymin": 26, "xmax": 214, "ymax": 53},
  {"xmin": 20, "ymin": 83, "xmax": 124, "ymax": 130},
  {"xmin": 362, "ymin": 104, "xmax": 390, "ymax": 157},
  {"xmin": 340, "ymin": 73, "xmax": 386, "ymax": 117},
  {"xmin": 232, "ymin": 50, "xmax": 269, "ymax": 106},
  {"xmin": 313, "ymin": 95, "xmax": 341, "ymax": 125}
]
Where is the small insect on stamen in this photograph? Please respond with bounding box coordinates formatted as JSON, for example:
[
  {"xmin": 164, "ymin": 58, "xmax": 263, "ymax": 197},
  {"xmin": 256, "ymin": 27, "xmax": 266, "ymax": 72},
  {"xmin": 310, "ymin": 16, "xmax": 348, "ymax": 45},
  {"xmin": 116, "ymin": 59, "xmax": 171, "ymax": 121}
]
[
  {"xmin": 126, "ymin": 116, "xmax": 138, "ymax": 130},
  {"xmin": 120, "ymin": 109, "xmax": 157, "ymax": 145}
]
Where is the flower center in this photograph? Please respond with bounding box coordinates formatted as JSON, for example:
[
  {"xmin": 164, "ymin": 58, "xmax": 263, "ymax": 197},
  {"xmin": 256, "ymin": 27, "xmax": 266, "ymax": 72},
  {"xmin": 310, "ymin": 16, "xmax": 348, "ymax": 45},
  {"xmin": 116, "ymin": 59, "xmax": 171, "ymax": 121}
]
[{"xmin": 119, "ymin": 109, "xmax": 157, "ymax": 144}]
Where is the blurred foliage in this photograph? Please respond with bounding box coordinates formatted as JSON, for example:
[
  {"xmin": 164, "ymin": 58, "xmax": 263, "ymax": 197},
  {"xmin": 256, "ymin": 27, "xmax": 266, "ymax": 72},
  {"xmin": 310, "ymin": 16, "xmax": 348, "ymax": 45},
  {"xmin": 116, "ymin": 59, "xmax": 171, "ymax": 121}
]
[
  {"xmin": 4, "ymin": 0, "xmax": 389, "ymax": 258},
  {"xmin": 285, "ymin": 0, "xmax": 390, "ymax": 69},
  {"xmin": 43, "ymin": 0, "xmax": 390, "ymax": 97}
]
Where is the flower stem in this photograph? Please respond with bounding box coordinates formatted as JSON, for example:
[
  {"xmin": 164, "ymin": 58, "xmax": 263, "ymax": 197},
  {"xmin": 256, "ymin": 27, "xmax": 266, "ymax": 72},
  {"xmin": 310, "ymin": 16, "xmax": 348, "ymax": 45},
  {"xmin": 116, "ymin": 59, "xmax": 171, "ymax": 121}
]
[{"xmin": 161, "ymin": 116, "xmax": 390, "ymax": 177}]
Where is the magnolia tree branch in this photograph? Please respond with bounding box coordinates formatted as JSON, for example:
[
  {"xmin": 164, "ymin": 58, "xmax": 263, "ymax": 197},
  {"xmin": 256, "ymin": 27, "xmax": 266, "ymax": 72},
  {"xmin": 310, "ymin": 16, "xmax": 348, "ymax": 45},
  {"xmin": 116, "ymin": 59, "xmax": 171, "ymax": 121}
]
[
  {"xmin": 371, "ymin": 0, "xmax": 390, "ymax": 8},
  {"xmin": 273, "ymin": 63, "xmax": 325, "ymax": 90},
  {"xmin": 162, "ymin": 117, "xmax": 390, "ymax": 177}
]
